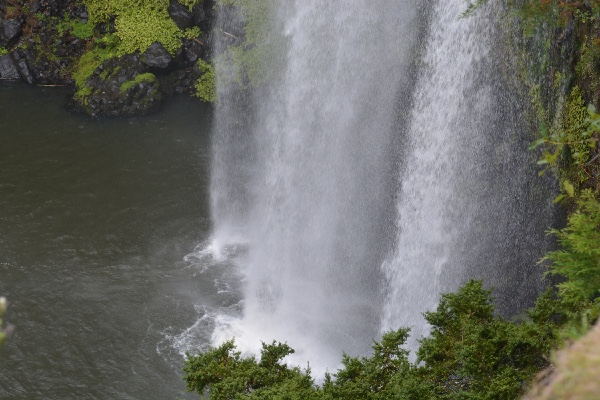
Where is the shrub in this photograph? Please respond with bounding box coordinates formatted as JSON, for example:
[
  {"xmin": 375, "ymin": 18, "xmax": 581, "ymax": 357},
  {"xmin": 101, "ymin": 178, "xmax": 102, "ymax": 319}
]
[
  {"xmin": 544, "ymin": 192, "xmax": 600, "ymax": 305},
  {"xmin": 183, "ymin": 281, "xmax": 556, "ymax": 400},
  {"xmin": 194, "ymin": 59, "xmax": 216, "ymax": 103}
]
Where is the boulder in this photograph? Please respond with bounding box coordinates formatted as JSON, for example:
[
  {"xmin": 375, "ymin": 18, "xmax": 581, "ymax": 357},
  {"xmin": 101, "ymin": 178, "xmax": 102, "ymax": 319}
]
[
  {"xmin": 168, "ymin": 0, "xmax": 194, "ymax": 30},
  {"xmin": 0, "ymin": 54, "xmax": 19, "ymax": 79},
  {"xmin": 0, "ymin": 19, "xmax": 22, "ymax": 46},
  {"xmin": 143, "ymin": 42, "xmax": 173, "ymax": 70},
  {"xmin": 193, "ymin": 0, "xmax": 215, "ymax": 31},
  {"xmin": 76, "ymin": 54, "xmax": 162, "ymax": 118},
  {"xmin": 183, "ymin": 38, "xmax": 203, "ymax": 63},
  {"xmin": 10, "ymin": 50, "xmax": 34, "ymax": 84}
]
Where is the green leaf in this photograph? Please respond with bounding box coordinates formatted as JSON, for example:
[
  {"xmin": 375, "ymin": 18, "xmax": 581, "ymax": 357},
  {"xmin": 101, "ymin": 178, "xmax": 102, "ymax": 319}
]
[
  {"xmin": 529, "ymin": 138, "xmax": 546, "ymax": 150},
  {"xmin": 588, "ymin": 103, "xmax": 597, "ymax": 114},
  {"xmin": 564, "ymin": 180, "xmax": 575, "ymax": 197}
]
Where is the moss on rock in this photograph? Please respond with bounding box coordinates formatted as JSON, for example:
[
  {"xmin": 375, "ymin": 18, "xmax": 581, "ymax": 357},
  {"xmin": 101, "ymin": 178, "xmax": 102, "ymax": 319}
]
[{"xmin": 525, "ymin": 321, "xmax": 600, "ymax": 400}]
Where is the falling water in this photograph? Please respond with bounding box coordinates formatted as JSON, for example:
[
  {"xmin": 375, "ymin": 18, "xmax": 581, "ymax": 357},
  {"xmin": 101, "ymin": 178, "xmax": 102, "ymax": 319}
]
[
  {"xmin": 201, "ymin": 0, "xmax": 554, "ymax": 372},
  {"xmin": 381, "ymin": 1, "xmax": 554, "ymax": 344},
  {"xmin": 209, "ymin": 0, "xmax": 419, "ymax": 370}
]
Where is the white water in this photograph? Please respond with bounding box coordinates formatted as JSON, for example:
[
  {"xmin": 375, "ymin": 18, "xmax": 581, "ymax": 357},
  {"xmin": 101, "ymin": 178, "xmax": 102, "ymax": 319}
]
[
  {"xmin": 189, "ymin": 0, "xmax": 554, "ymax": 373},
  {"xmin": 381, "ymin": 0, "xmax": 495, "ymax": 343}
]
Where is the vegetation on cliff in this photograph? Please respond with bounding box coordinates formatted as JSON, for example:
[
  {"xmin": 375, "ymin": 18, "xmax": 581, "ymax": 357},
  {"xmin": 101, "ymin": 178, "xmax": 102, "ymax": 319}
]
[{"xmin": 0, "ymin": 0, "xmax": 215, "ymax": 116}]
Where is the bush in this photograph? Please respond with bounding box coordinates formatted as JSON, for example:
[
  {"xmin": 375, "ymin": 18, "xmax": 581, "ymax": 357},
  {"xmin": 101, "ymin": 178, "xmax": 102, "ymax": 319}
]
[
  {"xmin": 183, "ymin": 281, "xmax": 557, "ymax": 400},
  {"xmin": 194, "ymin": 59, "xmax": 216, "ymax": 103},
  {"xmin": 544, "ymin": 192, "xmax": 600, "ymax": 305}
]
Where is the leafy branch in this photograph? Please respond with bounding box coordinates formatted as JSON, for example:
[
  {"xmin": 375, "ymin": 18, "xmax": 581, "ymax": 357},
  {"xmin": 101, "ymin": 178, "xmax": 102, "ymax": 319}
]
[{"xmin": 529, "ymin": 104, "xmax": 600, "ymax": 202}]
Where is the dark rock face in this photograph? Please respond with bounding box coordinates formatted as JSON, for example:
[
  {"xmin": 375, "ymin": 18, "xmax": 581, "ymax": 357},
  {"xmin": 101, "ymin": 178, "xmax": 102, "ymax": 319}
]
[
  {"xmin": 0, "ymin": 19, "xmax": 22, "ymax": 46},
  {"xmin": 143, "ymin": 42, "xmax": 173, "ymax": 70},
  {"xmin": 9, "ymin": 50, "xmax": 34, "ymax": 84},
  {"xmin": 0, "ymin": 54, "xmax": 19, "ymax": 79},
  {"xmin": 157, "ymin": 67, "xmax": 201, "ymax": 96},
  {"xmin": 183, "ymin": 38, "xmax": 203, "ymax": 63},
  {"xmin": 80, "ymin": 54, "xmax": 162, "ymax": 118},
  {"xmin": 168, "ymin": 0, "xmax": 194, "ymax": 30},
  {"xmin": 193, "ymin": 0, "xmax": 214, "ymax": 32}
]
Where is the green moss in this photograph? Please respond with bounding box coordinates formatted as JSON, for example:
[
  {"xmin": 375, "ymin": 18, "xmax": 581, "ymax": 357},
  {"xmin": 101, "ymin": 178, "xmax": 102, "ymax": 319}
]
[
  {"xmin": 194, "ymin": 59, "xmax": 216, "ymax": 102},
  {"xmin": 564, "ymin": 87, "xmax": 590, "ymax": 165},
  {"xmin": 119, "ymin": 72, "xmax": 156, "ymax": 93},
  {"xmin": 115, "ymin": 8, "xmax": 182, "ymax": 55},
  {"xmin": 84, "ymin": 0, "xmax": 183, "ymax": 56},
  {"xmin": 183, "ymin": 26, "xmax": 201, "ymax": 39},
  {"xmin": 56, "ymin": 16, "xmax": 94, "ymax": 39},
  {"xmin": 576, "ymin": 39, "xmax": 600, "ymax": 101},
  {"xmin": 74, "ymin": 86, "xmax": 93, "ymax": 107},
  {"xmin": 71, "ymin": 21, "xmax": 94, "ymax": 40},
  {"xmin": 0, "ymin": 47, "xmax": 7, "ymax": 57},
  {"xmin": 72, "ymin": 35, "xmax": 120, "ymax": 89}
]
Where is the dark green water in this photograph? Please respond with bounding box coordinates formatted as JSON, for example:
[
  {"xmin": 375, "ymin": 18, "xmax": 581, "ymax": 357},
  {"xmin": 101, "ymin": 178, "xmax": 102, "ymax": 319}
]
[{"xmin": 0, "ymin": 82, "xmax": 221, "ymax": 399}]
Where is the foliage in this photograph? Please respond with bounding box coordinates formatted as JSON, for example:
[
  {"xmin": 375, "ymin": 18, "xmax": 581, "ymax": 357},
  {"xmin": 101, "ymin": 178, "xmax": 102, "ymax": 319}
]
[
  {"xmin": 119, "ymin": 72, "xmax": 156, "ymax": 93},
  {"xmin": 544, "ymin": 192, "xmax": 600, "ymax": 305},
  {"xmin": 84, "ymin": 0, "xmax": 183, "ymax": 55},
  {"xmin": 183, "ymin": 339, "xmax": 316, "ymax": 399},
  {"xmin": 183, "ymin": 281, "xmax": 561, "ymax": 400},
  {"xmin": 194, "ymin": 59, "xmax": 217, "ymax": 103},
  {"xmin": 529, "ymin": 87, "xmax": 600, "ymax": 198},
  {"xmin": 0, "ymin": 47, "xmax": 7, "ymax": 57},
  {"xmin": 417, "ymin": 281, "xmax": 552, "ymax": 400},
  {"xmin": 184, "ymin": 26, "xmax": 202, "ymax": 40}
]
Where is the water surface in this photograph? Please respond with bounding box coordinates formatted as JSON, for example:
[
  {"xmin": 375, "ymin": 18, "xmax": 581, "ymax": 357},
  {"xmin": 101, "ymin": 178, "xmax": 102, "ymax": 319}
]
[{"xmin": 0, "ymin": 82, "xmax": 220, "ymax": 399}]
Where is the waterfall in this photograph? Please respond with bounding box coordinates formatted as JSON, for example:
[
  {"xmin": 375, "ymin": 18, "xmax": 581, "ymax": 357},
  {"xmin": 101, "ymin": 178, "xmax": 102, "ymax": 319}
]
[
  {"xmin": 203, "ymin": 0, "xmax": 554, "ymax": 372},
  {"xmin": 380, "ymin": 1, "xmax": 554, "ymax": 345}
]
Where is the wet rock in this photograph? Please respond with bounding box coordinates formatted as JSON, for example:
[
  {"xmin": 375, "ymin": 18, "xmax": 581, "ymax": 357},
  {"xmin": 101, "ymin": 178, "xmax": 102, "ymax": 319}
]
[
  {"xmin": 29, "ymin": 1, "xmax": 41, "ymax": 14},
  {"xmin": 183, "ymin": 38, "xmax": 203, "ymax": 63},
  {"xmin": 143, "ymin": 42, "xmax": 172, "ymax": 70},
  {"xmin": 192, "ymin": 3, "xmax": 207, "ymax": 26},
  {"xmin": 0, "ymin": 54, "xmax": 19, "ymax": 79},
  {"xmin": 193, "ymin": 0, "xmax": 214, "ymax": 31},
  {"xmin": 10, "ymin": 50, "xmax": 34, "ymax": 84},
  {"xmin": 0, "ymin": 19, "xmax": 23, "ymax": 46},
  {"xmin": 168, "ymin": 0, "xmax": 194, "ymax": 30},
  {"xmin": 77, "ymin": 54, "xmax": 163, "ymax": 118},
  {"xmin": 157, "ymin": 67, "xmax": 200, "ymax": 96}
]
